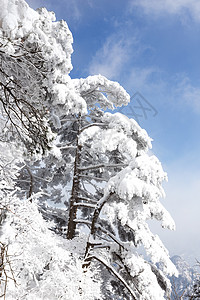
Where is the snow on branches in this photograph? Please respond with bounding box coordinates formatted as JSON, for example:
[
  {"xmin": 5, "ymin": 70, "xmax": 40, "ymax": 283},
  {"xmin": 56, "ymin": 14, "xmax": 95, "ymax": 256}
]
[
  {"xmin": 0, "ymin": 198, "xmax": 101, "ymax": 300},
  {"xmin": 0, "ymin": 0, "xmax": 177, "ymax": 299}
]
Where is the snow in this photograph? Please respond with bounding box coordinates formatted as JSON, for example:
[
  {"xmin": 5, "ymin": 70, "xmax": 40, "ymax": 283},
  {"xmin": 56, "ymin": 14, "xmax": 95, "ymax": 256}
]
[
  {"xmin": 0, "ymin": 0, "xmax": 37, "ymax": 39},
  {"xmin": 103, "ymin": 112, "xmax": 152, "ymax": 150},
  {"xmin": 0, "ymin": 0, "xmax": 178, "ymax": 298},
  {"xmin": 1, "ymin": 198, "xmax": 102, "ymax": 300},
  {"xmin": 72, "ymin": 74, "xmax": 130, "ymax": 110},
  {"xmin": 123, "ymin": 251, "xmax": 167, "ymax": 299},
  {"xmin": 80, "ymin": 126, "xmax": 138, "ymax": 159}
]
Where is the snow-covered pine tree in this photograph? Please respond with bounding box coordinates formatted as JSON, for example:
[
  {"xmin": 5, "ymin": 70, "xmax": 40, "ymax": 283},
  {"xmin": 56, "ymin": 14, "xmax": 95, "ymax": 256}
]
[
  {"xmin": 29, "ymin": 74, "xmax": 178, "ymax": 298},
  {"xmin": 0, "ymin": 0, "xmax": 178, "ymax": 299},
  {"xmin": 64, "ymin": 106, "xmax": 178, "ymax": 299},
  {"xmin": 188, "ymin": 278, "xmax": 200, "ymax": 299}
]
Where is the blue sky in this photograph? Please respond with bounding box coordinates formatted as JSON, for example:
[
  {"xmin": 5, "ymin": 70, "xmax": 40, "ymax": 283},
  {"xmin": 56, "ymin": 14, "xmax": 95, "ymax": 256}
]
[{"xmin": 27, "ymin": 0, "xmax": 200, "ymax": 264}]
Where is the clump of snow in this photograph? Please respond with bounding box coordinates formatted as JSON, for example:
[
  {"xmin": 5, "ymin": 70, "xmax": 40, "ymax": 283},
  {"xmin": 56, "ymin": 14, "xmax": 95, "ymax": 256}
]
[
  {"xmin": 0, "ymin": 0, "xmax": 38, "ymax": 39},
  {"xmin": 103, "ymin": 112, "xmax": 152, "ymax": 150},
  {"xmin": 72, "ymin": 74, "xmax": 130, "ymax": 110},
  {"xmin": 79, "ymin": 126, "xmax": 138, "ymax": 159},
  {"xmin": 123, "ymin": 251, "xmax": 167, "ymax": 299}
]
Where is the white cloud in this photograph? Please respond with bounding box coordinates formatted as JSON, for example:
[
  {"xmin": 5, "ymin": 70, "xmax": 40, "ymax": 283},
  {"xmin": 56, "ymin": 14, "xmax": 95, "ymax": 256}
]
[
  {"xmin": 126, "ymin": 67, "xmax": 165, "ymax": 92},
  {"xmin": 127, "ymin": 68, "xmax": 156, "ymax": 89},
  {"xmin": 175, "ymin": 75, "xmax": 200, "ymax": 113},
  {"xmin": 88, "ymin": 32, "xmax": 159, "ymax": 86},
  {"xmin": 130, "ymin": 0, "xmax": 200, "ymax": 23},
  {"xmin": 127, "ymin": 70, "xmax": 200, "ymax": 114},
  {"xmin": 88, "ymin": 34, "xmax": 136, "ymax": 80}
]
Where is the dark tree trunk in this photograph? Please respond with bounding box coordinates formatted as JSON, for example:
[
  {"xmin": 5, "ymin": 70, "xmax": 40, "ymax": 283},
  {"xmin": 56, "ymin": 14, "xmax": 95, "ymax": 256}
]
[
  {"xmin": 66, "ymin": 117, "xmax": 82, "ymax": 240},
  {"xmin": 83, "ymin": 193, "xmax": 110, "ymax": 265}
]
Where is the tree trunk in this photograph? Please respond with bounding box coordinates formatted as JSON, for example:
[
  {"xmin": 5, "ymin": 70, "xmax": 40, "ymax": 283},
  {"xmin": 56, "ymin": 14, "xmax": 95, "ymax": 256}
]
[
  {"xmin": 66, "ymin": 117, "xmax": 82, "ymax": 240},
  {"xmin": 83, "ymin": 193, "xmax": 111, "ymax": 265}
]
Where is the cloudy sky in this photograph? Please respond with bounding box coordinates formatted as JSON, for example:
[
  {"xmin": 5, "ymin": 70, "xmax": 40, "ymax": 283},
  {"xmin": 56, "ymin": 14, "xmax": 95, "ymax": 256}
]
[{"xmin": 27, "ymin": 0, "xmax": 200, "ymax": 264}]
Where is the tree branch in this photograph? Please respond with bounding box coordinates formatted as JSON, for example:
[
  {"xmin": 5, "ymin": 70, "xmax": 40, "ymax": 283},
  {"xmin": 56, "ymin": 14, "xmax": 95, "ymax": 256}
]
[
  {"xmin": 73, "ymin": 203, "xmax": 96, "ymax": 209},
  {"xmin": 78, "ymin": 163, "xmax": 127, "ymax": 171},
  {"xmin": 84, "ymin": 255, "xmax": 137, "ymax": 300},
  {"xmin": 79, "ymin": 122, "xmax": 107, "ymax": 134}
]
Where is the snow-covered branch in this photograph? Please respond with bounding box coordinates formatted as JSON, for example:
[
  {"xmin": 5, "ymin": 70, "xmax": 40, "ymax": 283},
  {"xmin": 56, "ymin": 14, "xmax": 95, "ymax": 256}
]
[
  {"xmin": 85, "ymin": 255, "xmax": 137, "ymax": 300},
  {"xmin": 79, "ymin": 122, "xmax": 107, "ymax": 134},
  {"xmin": 73, "ymin": 203, "xmax": 96, "ymax": 209},
  {"xmin": 78, "ymin": 163, "xmax": 127, "ymax": 171}
]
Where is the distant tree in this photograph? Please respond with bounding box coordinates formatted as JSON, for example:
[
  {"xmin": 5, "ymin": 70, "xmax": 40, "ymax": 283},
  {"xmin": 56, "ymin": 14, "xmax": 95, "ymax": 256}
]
[
  {"xmin": 187, "ymin": 262, "xmax": 200, "ymax": 299},
  {"xmin": 169, "ymin": 255, "xmax": 200, "ymax": 300},
  {"xmin": 170, "ymin": 277, "xmax": 187, "ymax": 300},
  {"xmin": 189, "ymin": 280, "xmax": 200, "ymax": 299}
]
